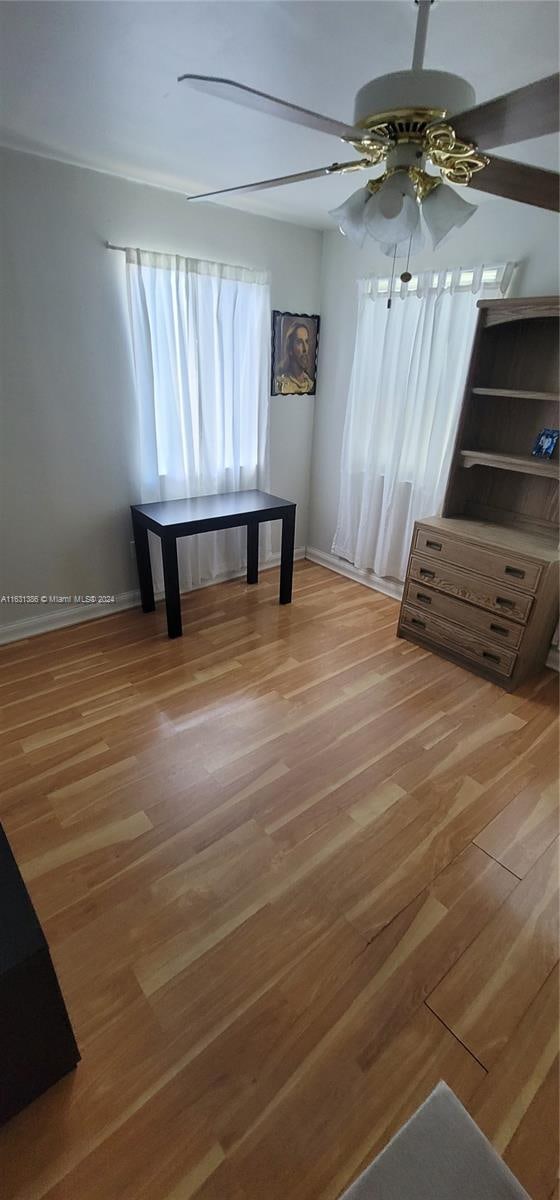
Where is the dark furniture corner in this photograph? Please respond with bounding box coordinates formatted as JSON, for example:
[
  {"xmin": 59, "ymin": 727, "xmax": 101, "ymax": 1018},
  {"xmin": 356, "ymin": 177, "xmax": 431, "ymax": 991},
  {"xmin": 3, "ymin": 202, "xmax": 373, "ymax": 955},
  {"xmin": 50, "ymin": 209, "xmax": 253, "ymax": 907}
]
[
  {"xmin": 131, "ymin": 489, "xmax": 297, "ymax": 638},
  {"xmin": 0, "ymin": 824, "xmax": 80, "ymax": 1126}
]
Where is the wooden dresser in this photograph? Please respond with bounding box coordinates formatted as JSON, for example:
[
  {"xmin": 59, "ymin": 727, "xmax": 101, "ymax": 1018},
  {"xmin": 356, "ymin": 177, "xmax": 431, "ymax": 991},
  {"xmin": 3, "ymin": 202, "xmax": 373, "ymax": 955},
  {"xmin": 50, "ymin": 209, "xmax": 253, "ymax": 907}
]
[{"xmin": 398, "ymin": 296, "xmax": 559, "ymax": 691}]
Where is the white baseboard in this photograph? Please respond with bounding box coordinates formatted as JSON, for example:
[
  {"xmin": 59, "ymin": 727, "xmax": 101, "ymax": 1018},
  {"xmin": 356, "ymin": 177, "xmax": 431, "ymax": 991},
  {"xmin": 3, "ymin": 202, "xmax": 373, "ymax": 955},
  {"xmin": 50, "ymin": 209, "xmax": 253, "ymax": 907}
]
[
  {"xmin": 306, "ymin": 546, "xmax": 559, "ymax": 674},
  {"xmin": 0, "ymin": 590, "xmax": 142, "ymax": 645},
  {"xmin": 0, "ymin": 548, "xmax": 306, "ymax": 645},
  {"xmin": 305, "ymin": 546, "xmax": 404, "ymax": 602}
]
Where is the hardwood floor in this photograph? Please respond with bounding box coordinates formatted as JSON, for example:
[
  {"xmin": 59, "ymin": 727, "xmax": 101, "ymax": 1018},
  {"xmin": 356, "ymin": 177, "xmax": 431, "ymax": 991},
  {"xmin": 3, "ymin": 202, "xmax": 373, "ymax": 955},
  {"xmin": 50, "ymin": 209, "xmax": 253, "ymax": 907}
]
[{"xmin": 0, "ymin": 560, "xmax": 558, "ymax": 1199}]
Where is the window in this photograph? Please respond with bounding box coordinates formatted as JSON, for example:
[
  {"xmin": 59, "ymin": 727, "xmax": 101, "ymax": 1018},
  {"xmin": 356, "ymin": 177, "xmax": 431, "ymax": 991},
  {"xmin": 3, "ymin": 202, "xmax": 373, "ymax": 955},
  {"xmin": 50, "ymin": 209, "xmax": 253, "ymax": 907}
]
[
  {"xmin": 125, "ymin": 248, "xmax": 271, "ymax": 587},
  {"xmin": 374, "ymin": 264, "xmax": 514, "ymax": 296},
  {"xmin": 332, "ymin": 263, "xmax": 515, "ymax": 582}
]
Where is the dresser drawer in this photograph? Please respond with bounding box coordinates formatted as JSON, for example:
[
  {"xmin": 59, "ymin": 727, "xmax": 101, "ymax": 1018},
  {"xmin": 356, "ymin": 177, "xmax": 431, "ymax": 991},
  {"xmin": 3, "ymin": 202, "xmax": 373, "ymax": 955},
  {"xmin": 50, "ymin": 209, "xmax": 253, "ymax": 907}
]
[
  {"xmin": 404, "ymin": 581, "xmax": 524, "ymax": 649},
  {"xmin": 400, "ymin": 605, "xmax": 517, "ymax": 677},
  {"xmin": 413, "ymin": 526, "xmax": 542, "ymax": 592},
  {"xmin": 409, "ymin": 554, "xmax": 533, "ymax": 624}
]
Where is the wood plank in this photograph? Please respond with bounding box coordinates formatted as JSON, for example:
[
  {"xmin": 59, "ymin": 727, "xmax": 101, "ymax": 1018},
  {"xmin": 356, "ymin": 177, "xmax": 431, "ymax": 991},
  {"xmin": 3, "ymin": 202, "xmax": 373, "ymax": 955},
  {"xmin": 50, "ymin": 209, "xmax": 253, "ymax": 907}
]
[
  {"xmin": 428, "ymin": 838, "xmax": 559, "ymax": 1068},
  {"xmin": 21, "ymin": 811, "xmax": 153, "ymax": 882},
  {"xmin": 470, "ymin": 964, "xmax": 559, "ymax": 1200},
  {"xmin": 475, "ymin": 768, "xmax": 559, "ymax": 877},
  {"xmin": 40, "ymin": 1077, "xmax": 222, "ymax": 1200}
]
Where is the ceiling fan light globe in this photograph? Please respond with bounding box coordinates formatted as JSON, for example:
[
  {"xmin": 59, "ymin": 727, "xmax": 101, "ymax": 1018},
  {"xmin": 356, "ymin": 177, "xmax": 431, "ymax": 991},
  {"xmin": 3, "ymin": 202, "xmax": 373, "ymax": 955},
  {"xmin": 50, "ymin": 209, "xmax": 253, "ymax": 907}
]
[
  {"xmin": 422, "ymin": 182, "xmax": 478, "ymax": 247},
  {"xmin": 379, "ymin": 185, "xmax": 405, "ymax": 220},
  {"xmin": 365, "ymin": 173, "xmax": 419, "ymax": 245},
  {"xmin": 329, "ymin": 187, "xmax": 370, "ymax": 246},
  {"xmin": 379, "ymin": 220, "xmax": 425, "ymax": 258}
]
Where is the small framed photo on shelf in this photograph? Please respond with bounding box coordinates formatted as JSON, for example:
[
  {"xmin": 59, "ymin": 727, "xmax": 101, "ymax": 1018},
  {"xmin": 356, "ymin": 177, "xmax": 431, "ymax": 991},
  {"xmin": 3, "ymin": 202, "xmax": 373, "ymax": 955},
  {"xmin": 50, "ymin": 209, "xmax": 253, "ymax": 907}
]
[
  {"xmin": 271, "ymin": 311, "xmax": 320, "ymax": 396},
  {"xmin": 532, "ymin": 428, "xmax": 559, "ymax": 459}
]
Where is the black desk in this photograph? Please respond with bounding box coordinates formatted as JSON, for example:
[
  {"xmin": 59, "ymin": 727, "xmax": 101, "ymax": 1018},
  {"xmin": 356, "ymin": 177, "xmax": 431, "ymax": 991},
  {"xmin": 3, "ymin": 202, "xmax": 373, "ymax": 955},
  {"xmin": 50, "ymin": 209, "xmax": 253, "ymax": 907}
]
[
  {"xmin": 131, "ymin": 489, "xmax": 296, "ymax": 638},
  {"xmin": 0, "ymin": 824, "xmax": 80, "ymax": 1125}
]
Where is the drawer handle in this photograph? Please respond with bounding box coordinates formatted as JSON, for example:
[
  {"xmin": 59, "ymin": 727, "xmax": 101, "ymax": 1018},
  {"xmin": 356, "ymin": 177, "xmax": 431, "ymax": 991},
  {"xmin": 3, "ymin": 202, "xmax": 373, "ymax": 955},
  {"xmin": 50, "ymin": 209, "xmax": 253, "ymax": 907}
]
[
  {"xmin": 426, "ymin": 539, "xmax": 442, "ymax": 551},
  {"xmin": 419, "ymin": 568, "xmax": 435, "ymax": 580},
  {"xmin": 416, "ymin": 593, "xmax": 432, "ymax": 605},
  {"xmin": 505, "ymin": 565, "xmax": 525, "ymax": 579},
  {"xmin": 482, "ymin": 650, "xmax": 501, "ymax": 664},
  {"xmin": 495, "ymin": 596, "xmax": 514, "ymax": 610},
  {"xmin": 411, "ymin": 617, "xmax": 426, "ymax": 629},
  {"xmin": 490, "ymin": 623, "xmax": 508, "ymax": 637}
]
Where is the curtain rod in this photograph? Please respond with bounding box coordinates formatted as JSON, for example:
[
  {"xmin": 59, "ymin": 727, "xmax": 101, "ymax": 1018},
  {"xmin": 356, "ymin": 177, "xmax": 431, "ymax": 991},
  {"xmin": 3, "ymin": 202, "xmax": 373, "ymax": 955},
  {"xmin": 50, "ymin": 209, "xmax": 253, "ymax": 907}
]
[
  {"xmin": 105, "ymin": 240, "xmax": 189, "ymax": 256},
  {"xmin": 104, "ymin": 241, "xmax": 269, "ymax": 281}
]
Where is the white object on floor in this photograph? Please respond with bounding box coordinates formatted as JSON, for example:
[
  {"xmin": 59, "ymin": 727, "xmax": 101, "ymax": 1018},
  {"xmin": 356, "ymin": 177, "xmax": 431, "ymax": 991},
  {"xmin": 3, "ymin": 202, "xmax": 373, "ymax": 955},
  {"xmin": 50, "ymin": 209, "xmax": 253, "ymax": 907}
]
[{"xmin": 339, "ymin": 1081, "xmax": 530, "ymax": 1200}]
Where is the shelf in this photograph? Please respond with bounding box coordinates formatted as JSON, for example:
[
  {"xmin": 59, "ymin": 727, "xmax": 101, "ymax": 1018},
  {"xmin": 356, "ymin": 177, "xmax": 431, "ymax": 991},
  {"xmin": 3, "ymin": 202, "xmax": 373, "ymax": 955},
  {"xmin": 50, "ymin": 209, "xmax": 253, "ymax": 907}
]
[
  {"xmin": 460, "ymin": 450, "xmax": 559, "ymax": 478},
  {"xmin": 472, "ymin": 387, "xmax": 560, "ymax": 402}
]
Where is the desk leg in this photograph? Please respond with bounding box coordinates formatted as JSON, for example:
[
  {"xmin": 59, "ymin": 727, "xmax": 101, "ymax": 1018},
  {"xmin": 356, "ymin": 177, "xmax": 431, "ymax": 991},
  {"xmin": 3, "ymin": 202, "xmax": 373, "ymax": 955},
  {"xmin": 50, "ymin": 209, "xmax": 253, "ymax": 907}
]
[
  {"xmin": 132, "ymin": 514, "xmax": 155, "ymax": 613},
  {"xmin": 161, "ymin": 536, "xmax": 182, "ymax": 638},
  {"xmin": 247, "ymin": 522, "xmax": 259, "ymax": 585},
  {"xmin": 279, "ymin": 508, "xmax": 296, "ymax": 605}
]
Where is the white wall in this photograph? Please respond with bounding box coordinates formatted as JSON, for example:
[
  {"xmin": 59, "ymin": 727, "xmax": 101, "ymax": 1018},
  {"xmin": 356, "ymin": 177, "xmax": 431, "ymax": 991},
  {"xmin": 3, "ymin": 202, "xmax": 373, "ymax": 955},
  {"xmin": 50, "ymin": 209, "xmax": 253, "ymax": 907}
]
[
  {"xmin": 0, "ymin": 148, "xmax": 322, "ymax": 634},
  {"xmin": 308, "ymin": 197, "xmax": 560, "ymax": 557},
  {"xmin": 2, "ymin": 147, "xmax": 559, "ymax": 641}
]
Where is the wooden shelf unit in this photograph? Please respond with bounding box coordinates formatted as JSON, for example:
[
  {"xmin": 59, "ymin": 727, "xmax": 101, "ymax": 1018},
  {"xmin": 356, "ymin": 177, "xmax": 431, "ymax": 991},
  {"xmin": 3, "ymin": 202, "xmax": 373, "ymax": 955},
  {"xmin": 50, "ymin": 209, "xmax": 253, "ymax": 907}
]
[
  {"xmin": 398, "ymin": 296, "xmax": 559, "ymax": 691},
  {"xmin": 446, "ymin": 295, "xmax": 560, "ymax": 533}
]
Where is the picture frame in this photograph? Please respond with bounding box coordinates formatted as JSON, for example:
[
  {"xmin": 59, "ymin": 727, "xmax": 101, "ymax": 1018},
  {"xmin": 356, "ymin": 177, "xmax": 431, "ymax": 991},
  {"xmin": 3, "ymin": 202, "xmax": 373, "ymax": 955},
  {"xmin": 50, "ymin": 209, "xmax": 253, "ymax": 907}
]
[
  {"xmin": 532, "ymin": 428, "xmax": 559, "ymax": 459},
  {"xmin": 271, "ymin": 311, "xmax": 320, "ymax": 396}
]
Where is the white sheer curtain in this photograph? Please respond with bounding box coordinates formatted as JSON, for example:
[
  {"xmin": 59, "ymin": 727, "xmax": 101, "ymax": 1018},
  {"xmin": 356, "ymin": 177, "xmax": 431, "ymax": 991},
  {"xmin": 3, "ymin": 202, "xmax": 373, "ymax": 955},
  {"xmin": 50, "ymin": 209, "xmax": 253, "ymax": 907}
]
[
  {"xmin": 126, "ymin": 248, "xmax": 271, "ymax": 590},
  {"xmin": 332, "ymin": 263, "xmax": 515, "ymax": 582}
]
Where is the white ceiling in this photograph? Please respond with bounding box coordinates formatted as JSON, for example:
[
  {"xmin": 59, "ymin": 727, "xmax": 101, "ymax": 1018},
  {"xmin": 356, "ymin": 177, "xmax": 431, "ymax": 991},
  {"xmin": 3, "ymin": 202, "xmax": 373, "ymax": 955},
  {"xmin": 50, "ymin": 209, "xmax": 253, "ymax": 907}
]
[{"xmin": 0, "ymin": 1, "xmax": 558, "ymax": 228}]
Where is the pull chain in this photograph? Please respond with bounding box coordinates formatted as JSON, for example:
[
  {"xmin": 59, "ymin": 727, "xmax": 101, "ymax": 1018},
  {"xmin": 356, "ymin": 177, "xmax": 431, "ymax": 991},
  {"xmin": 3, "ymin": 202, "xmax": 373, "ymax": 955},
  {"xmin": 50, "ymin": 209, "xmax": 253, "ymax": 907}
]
[
  {"xmin": 387, "ymin": 242, "xmax": 398, "ymax": 310},
  {"xmin": 400, "ymin": 233, "xmax": 413, "ymax": 285}
]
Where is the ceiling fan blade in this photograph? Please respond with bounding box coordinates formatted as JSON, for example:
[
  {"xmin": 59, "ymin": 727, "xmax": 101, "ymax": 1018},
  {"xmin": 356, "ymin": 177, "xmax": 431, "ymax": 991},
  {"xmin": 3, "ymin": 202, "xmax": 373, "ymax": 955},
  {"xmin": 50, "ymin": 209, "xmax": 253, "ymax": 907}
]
[
  {"xmin": 453, "ymin": 73, "xmax": 559, "ymax": 149},
  {"xmin": 186, "ymin": 160, "xmax": 371, "ymax": 202},
  {"xmin": 177, "ymin": 74, "xmax": 384, "ymax": 144},
  {"xmin": 467, "ymin": 154, "xmax": 559, "ymax": 211}
]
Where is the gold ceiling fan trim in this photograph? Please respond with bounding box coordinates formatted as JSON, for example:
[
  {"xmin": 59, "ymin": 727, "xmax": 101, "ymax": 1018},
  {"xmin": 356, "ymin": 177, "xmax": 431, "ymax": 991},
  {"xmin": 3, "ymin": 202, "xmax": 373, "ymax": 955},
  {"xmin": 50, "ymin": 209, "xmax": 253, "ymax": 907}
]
[
  {"xmin": 408, "ymin": 165, "xmax": 443, "ymax": 199},
  {"xmin": 367, "ymin": 164, "xmax": 443, "ymax": 201},
  {"xmin": 348, "ymin": 140, "xmax": 387, "ymax": 167},
  {"xmin": 327, "ymin": 159, "xmax": 375, "ymax": 175},
  {"xmin": 350, "ymin": 106, "xmax": 490, "ymax": 186},
  {"xmin": 353, "ymin": 105, "xmax": 448, "ymax": 145},
  {"xmin": 424, "ymin": 121, "xmax": 490, "ymax": 184}
]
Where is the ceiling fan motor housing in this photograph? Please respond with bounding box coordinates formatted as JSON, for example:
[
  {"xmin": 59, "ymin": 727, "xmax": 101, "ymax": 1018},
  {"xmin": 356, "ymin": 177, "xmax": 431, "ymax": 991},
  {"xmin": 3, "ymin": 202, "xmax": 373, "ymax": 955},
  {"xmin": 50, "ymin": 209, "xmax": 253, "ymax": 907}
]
[
  {"xmin": 353, "ymin": 70, "xmax": 476, "ymax": 133},
  {"xmin": 351, "ymin": 70, "xmax": 487, "ymax": 198}
]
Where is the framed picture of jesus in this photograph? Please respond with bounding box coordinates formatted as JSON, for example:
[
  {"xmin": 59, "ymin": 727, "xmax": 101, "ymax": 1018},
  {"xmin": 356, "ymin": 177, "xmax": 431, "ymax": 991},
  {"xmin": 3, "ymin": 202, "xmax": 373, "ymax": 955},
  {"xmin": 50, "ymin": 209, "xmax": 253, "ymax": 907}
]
[{"xmin": 271, "ymin": 311, "xmax": 320, "ymax": 396}]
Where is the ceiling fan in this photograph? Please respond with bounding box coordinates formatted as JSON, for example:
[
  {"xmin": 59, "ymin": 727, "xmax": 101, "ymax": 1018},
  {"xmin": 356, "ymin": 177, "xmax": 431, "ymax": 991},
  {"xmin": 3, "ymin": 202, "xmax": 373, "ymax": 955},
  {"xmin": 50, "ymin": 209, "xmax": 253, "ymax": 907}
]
[{"xmin": 178, "ymin": 0, "xmax": 559, "ymax": 256}]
